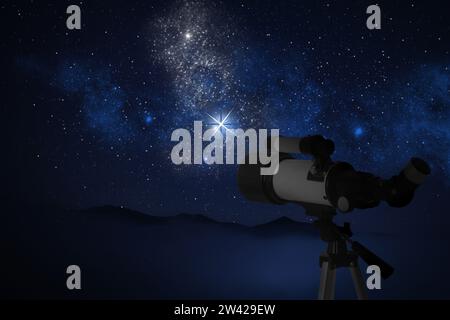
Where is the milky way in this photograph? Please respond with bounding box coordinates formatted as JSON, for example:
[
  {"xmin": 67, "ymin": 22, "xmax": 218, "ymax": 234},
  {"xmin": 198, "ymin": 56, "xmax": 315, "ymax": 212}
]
[
  {"xmin": 145, "ymin": 1, "xmax": 450, "ymax": 178},
  {"xmin": 9, "ymin": 0, "xmax": 450, "ymax": 223},
  {"xmin": 152, "ymin": 1, "xmax": 235, "ymax": 118}
]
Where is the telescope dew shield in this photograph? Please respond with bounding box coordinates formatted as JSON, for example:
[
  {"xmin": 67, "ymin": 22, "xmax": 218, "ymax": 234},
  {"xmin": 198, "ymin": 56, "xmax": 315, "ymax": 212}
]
[{"xmin": 237, "ymin": 155, "xmax": 287, "ymax": 205}]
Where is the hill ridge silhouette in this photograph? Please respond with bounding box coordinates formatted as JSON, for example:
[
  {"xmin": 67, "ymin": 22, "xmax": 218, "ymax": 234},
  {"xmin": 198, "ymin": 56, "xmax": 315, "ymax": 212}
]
[{"xmin": 81, "ymin": 204, "xmax": 314, "ymax": 230}]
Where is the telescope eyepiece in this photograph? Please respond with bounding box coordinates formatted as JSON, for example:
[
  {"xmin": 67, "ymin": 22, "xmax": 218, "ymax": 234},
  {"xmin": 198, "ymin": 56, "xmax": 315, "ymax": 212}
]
[
  {"xmin": 404, "ymin": 157, "xmax": 431, "ymax": 185},
  {"xmin": 383, "ymin": 157, "xmax": 430, "ymax": 208}
]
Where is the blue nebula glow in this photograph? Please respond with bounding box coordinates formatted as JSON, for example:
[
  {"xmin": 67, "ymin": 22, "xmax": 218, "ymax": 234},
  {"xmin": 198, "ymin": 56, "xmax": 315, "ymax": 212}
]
[
  {"xmin": 50, "ymin": 58, "xmax": 449, "ymax": 180},
  {"xmin": 354, "ymin": 127, "xmax": 363, "ymax": 137},
  {"xmin": 54, "ymin": 63, "xmax": 133, "ymax": 142},
  {"xmin": 145, "ymin": 115, "xmax": 153, "ymax": 125}
]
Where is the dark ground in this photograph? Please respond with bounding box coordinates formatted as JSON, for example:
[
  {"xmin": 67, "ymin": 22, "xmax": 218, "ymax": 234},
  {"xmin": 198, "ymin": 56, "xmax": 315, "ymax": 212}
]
[{"xmin": 2, "ymin": 201, "xmax": 450, "ymax": 299}]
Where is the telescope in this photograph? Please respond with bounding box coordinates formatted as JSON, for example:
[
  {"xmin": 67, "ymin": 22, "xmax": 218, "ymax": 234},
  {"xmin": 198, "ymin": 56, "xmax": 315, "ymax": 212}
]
[
  {"xmin": 237, "ymin": 135, "xmax": 430, "ymax": 299},
  {"xmin": 238, "ymin": 135, "xmax": 430, "ymax": 213}
]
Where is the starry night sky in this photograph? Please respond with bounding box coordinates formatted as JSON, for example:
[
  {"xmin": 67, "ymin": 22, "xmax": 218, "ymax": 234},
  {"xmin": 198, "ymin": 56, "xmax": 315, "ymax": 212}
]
[{"xmin": 3, "ymin": 0, "xmax": 450, "ymax": 226}]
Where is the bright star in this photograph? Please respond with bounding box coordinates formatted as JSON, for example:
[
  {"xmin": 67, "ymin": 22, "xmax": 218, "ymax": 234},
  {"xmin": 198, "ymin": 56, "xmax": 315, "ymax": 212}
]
[
  {"xmin": 207, "ymin": 109, "xmax": 233, "ymax": 134},
  {"xmin": 185, "ymin": 32, "xmax": 192, "ymax": 40}
]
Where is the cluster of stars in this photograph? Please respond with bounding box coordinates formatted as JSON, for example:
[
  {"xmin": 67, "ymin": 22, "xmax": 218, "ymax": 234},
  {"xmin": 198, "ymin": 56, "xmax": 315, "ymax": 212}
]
[{"xmin": 9, "ymin": 0, "xmax": 450, "ymax": 223}]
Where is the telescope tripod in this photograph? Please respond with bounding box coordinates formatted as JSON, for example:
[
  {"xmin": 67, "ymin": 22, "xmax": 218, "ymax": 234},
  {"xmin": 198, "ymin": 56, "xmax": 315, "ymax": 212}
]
[
  {"xmin": 309, "ymin": 206, "xmax": 371, "ymax": 300},
  {"xmin": 318, "ymin": 238, "xmax": 368, "ymax": 300},
  {"xmin": 302, "ymin": 204, "xmax": 393, "ymax": 300}
]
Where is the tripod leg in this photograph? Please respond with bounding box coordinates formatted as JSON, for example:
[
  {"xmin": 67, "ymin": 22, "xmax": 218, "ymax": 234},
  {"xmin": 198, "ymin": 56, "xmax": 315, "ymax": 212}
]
[
  {"xmin": 349, "ymin": 262, "xmax": 368, "ymax": 300},
  {"xmin": 318, "ymin": 261, "xmax": 336, "ymax": 300}
]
